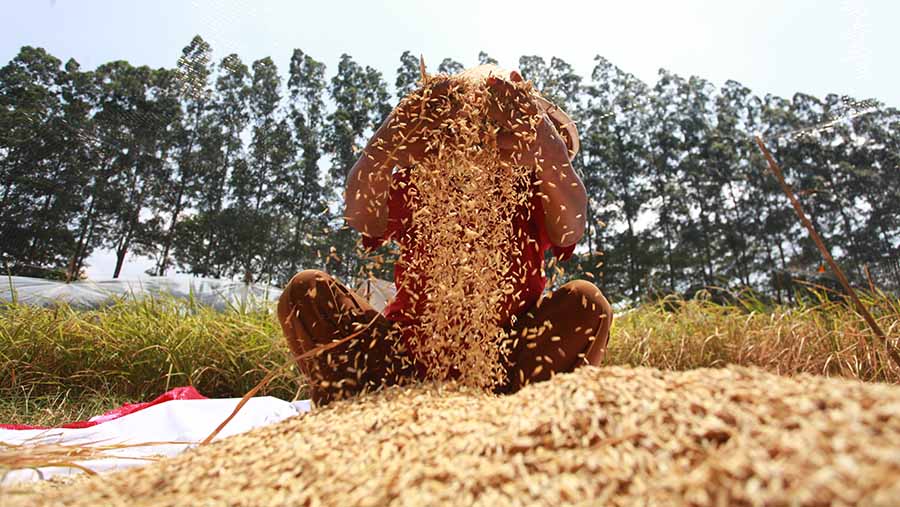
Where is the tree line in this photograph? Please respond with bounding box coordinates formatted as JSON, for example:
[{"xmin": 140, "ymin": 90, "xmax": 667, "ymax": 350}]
[{"xmin": 1, "ymin": 36, "xmax": 898, "ymax": 303}]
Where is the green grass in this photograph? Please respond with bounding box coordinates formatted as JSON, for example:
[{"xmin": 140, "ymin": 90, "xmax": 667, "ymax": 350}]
[
  {"xmin": 0, "ymin": 388, "xmax": 131, "ymax": 427},
  {"xmin": 2, "ymin": 290, "xmax": 899, "ymax": 426}
]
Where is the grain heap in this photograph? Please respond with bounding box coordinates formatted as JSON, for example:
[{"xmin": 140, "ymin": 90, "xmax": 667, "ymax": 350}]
[
  {"xmin": 375, "ymin": 70, "xmax": 542, "ymax": 389},
  {"xmin": 7, "ymin": 365, "xmax": 900, "ymax": 506}
]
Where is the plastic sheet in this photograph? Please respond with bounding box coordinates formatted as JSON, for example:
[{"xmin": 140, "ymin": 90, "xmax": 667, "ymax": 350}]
[
  {"xmin": 0, "ymin": 276, "xmax": 281, "ymax": 310},
  {"xmin": 1, "ymin": 391, "xmax": 312, "ymax": 484}
]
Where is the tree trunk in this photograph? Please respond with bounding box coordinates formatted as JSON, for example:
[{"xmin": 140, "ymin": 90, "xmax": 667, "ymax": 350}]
[
  {"xmin": 74, "ymin": 216, "xmax": 98, "ymax": 279},
  {"xmin": 697, "ymin": 201, "xmax": 715, "ymax": 285},
  {"xmin": 67, "ymin": 170, "xmax": 103, "ymax": 282},
  {"xmin": 27, "ymin": 193, "xmax": 55, "ymax": 262},
  {"xmin": 113, "ymin": 248, "xmax": 127, "ymax": 278},
  {"xmin": 161, "ymin": 108, "xmax": 202, "ymax": 276},
  {"xmin": 623, "ymin": 203, "xmax": 637, "ymax": 300},
  {"xmin": 157, "ymin": 186, "xmax": 185, "ymax": 276}
]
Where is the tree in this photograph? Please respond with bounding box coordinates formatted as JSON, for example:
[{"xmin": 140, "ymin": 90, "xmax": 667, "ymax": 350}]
[
  {"xmin": 645, "ymin": 69, "xmax": 690, "ymax": 292},
  {"xmin": 518, "ymin": 56, "xmax": 581, "ymax": 115},
  {"xmin": 92, "ymin": 61, "xmax": 180, "ymax": 278},
  {"xmin": 0, "ymin": 47, "xmax": 76, "ymax": 269},
  {"xmin": 849, "ymin": 105, "xmax": 900, "ymax": 287},
  {"xmin": 230, "ymin": 57, "xmax": 294, "ymax": 282},
  {"xmin": 325, "ymin": 54, "xmax": 391, "ymax": 280},
  {"xmin": 437, "ymin": 57, "xmax": 463, "ymax": 75},
  {"xmin": 278, "ymin": 48, "xmax": 330, "ymax": 282},
  {"xmin": 152, "ymin": 35, "xmax": 214, "ymax": 276},
  {"xmin": 757, "ymin": 93, "xmax": 806, "ymax": 296},
  {"xmin": 582, "ymin": 56, "xmax": 654, "ymax": 300},
  {"xmin": 674, "ymin": 74, "xmax": 720, "ymax": 287},
  {"xmin": 326, "ymin": 54, "xmax": 390, "ymax": 186},
  {"xmin": 173, "ymin": 53, "xmax": 252, "ymax": 278},
  {"xmin": 711, "ymin": 80, "xmax": 766, "ymax": 288},
  {"xmin": 395, "ymin": 50, "xmax": 420, "ymax": 99},
  {"xmin": 478, "ymin": 51, "xmax": 498, "ymax": 66}
]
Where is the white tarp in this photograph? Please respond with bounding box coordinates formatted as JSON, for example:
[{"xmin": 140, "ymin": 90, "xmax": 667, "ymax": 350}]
[
  {"xmin": 1, "ymin": 397, "xmax": 311, "ymax": 485},
  {"xmin": 1, "ymin": 275, "xmax": 397, "ymax": 312},
  {"xmin": 0, "ymin": 276, "xmax": 281, "ymax": 310},
  {"xmin": 354, "ymin": 277, "xmax": 397, "ymax": 313}
]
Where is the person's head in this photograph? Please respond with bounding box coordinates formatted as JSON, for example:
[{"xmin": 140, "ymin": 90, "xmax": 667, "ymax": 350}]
[{"xmin": 452, "ymin": 64, "xmax": 580, "ymax": 160}]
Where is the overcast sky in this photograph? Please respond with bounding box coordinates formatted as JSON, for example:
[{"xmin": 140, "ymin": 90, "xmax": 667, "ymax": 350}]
[{"xmin": 3, "ymin": 0, "xmax": 896, "ymax": 278}]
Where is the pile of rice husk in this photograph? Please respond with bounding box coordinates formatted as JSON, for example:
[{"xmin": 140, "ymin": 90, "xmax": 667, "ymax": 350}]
[{"xmin": 6, "ymin": 365, "xmax": 900, "ymax": 506}]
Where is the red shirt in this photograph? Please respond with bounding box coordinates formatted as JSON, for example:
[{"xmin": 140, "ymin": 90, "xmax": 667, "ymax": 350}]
[{"xmin": 362, "ymin": 167, "xmax": 575, "ymax": 330}]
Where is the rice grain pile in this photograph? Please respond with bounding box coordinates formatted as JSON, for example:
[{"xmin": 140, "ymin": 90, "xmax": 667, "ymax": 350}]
[
  {"xmin": 6, "ymin": 365, "xmax": 900, "ymax": 506},
  {"xmin": 374, "ymin": 71, "xmax": 542, "ymax": 389}
]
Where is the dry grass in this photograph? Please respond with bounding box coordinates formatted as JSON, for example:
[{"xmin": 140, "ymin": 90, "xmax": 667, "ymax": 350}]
[
  {"xmin": 0, "ymin": 389, "xmax": 131, "ymax": 428},
  {"xmin": 0, "ymin": 297, "xmax": 297, "ymax": 402},
  {"xmin": 3, "ymin": 290, "xmax": 900, "ymax": 426},
  {"xmin": 1, "ymin": 439, "xmax": 163, "ymax": 480},
  {"xmin": 612, "ymin": 292, "xmax": 900, "ymax": 383},
  {"xmin": 4, "ymin": 365, "xmax": 899, "ymax": 506}
]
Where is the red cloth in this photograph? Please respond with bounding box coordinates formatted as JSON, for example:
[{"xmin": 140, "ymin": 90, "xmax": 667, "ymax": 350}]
[
  {"xmin": 362, "ymin": 167, "xmax": 575, "ymax": 356},
  {"xmin": 0, "ymin": 386, "xmax": 206, "ymax": 431}
]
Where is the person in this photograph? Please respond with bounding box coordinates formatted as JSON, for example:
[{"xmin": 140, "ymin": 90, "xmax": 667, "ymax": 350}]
[{"xmin": 277, "ymin": 65, "xmax": 613, "ymax": 406}]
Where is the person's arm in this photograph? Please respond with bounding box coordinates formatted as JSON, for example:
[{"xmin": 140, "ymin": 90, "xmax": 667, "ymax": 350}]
[
  {"xmin": 344, "ymin": 116, "xmax": 396, "ymax": 239},
  {"xmin": 532, "ymin": 119, "xmax": 587, "ymax": 248},
  {"xmin": 488, "ymin": 73, "xmax": 587, "ymax": 248},
  {"xmin": 344, "ymin": 79, "xmax": 458, "ymax": 239}
]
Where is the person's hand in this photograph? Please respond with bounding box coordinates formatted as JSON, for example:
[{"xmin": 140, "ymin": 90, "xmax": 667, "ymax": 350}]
[
  {"xmin": 370, "ymin": 78, "xmax": 462, "ymax": 167},
  {"xmin": 486, "ymin": 71, "xmax": 571, "ymax": 169}
]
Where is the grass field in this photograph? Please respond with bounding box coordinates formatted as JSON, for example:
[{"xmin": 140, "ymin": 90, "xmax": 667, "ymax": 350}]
[{"xmin": 2, "ymin": 290, "xmax": 899, "ymax": 426}]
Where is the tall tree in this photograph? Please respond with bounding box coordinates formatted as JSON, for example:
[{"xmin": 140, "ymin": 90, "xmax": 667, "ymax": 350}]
[
  {"xmin": 56, "ymin": 58, "xmax": 102, "ymax": 278},
  {"xmin": 0, "ymin": 47, "xmax": 73, "ymax": 269},
  {"xmin": 582, "ymin": 56, "xmax": 654, "ymax": 300},
  {"xmin": 278, "ymin": 48, "xmax": 329, "ymax": 282},
  {"xmin": 395, "ymin": 50, "xmax": 420, "ymax": 99},
  {"xmin": 93, "ymin": 62, "xmax": 180, "ymax": 278},
  {"xmin": 675, "ymin": 74, "xmax": 720, "ymax": 287},
  {"xmin": 758, "ymin": 93, "xmax": 805, "ymax": 295},
  {"xmin": 153, "ymin": 35, "xmax": 214, "ymax": 276},
  {"xmin": 437, "ymin": 57, "xmax": 463, "ymax": 75},
  {"xmin": 173, "ymin": 53, "xmax": 251, "ymax": 278},
  {"xmin": 325, "ymin": 54, "xmax": 391, "ymax": 280},
  {"xmin": 230, "ymin": 57, "xmax": 294, "ymax": 282},
  {"xmin": 478, "ymin": 51, "xmax": 498, "ymax": 66},
  {"xmin": 711, "ymin": 80, "xmax": 765, "ymax": 287},
  {"xmin": 645, "ymin": 69, "xmax": 689, "ymax": 292}
]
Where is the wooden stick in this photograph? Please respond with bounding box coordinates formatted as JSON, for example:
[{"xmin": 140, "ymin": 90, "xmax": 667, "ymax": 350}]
[
  {"xmin": 754, "ymin": 135, "xmax": 900, "ymax": 371},
  {"xmin": 864, "ymin": 264, "xmax": 878, "ymax": 294},
  {"xmin": 200, "ymin": 364, "xmax": 285, "ymax": 445}
]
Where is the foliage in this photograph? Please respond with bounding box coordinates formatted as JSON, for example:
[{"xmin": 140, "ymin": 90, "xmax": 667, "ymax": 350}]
[{"xmin": 1, "ymin": 39, "xmax": 898, "ymax": 297}]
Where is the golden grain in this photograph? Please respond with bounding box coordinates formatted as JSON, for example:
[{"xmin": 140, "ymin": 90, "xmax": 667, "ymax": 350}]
[{"xmin": 6, "ymin": 366, "xmax": 900, "ymax": 507}]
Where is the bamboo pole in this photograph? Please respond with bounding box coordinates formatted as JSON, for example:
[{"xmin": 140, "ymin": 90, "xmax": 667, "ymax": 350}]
[{"xmin": 754, "ymin": 135, "xmax": 900, "ymax": 371}]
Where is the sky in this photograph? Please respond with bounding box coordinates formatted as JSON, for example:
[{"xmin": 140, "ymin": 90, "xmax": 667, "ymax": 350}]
[{"xmin": 3, "ymin": 0, "xmax": 897, "ymax": 278}]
